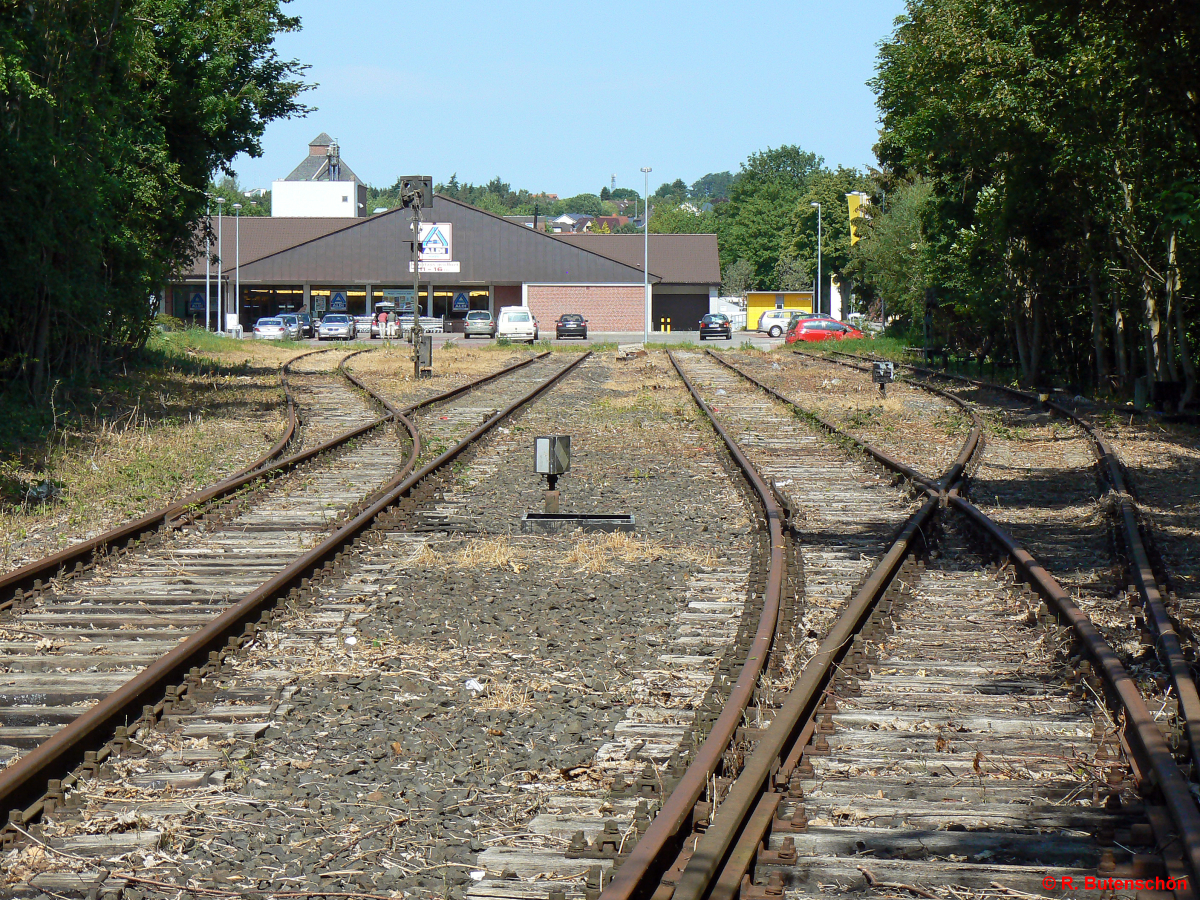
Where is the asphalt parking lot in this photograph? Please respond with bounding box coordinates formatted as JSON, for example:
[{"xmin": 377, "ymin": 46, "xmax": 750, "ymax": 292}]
[{"xmin": 302, "ymin": 331, "xmax": 785, "ymax": 350}]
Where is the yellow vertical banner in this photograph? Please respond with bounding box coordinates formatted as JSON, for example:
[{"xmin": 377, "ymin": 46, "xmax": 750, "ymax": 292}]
[{"xmin": 847, "ymin": 192, "xmax": 870, "ymax": 245}]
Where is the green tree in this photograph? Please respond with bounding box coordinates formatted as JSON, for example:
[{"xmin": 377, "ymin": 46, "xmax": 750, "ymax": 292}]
[
  {"xmin": 600, "ymin": 186, "xmax": 611, "ymax": 201},
  {"xmin": 560, "ymin": 193, "xmax": 604, "ymax": 217},
  {"xmin": 0, "ymin": 0, "xmax": 308, "ymax": 393},
  {"xmin": 691, "ymin": 171, "xmax": 735, "ymax": 201},
  {"xmin": 788, "ymin": 167, "xmax": 873, "ymax": 297},
  {"xmin": 847, "ymin": 178, "xmax": 932, "ymax": 325},
  {"xmin": 648, "ymin": 201, "xmax": 717, "ymax": 235},
  {"xmin": 716, "ymin": 145, "xmax": 824, "ymax": 288},
  {"xmin": 208, "ymin": 176, "xmax": 271, "ymax": 215},
  {"xmin": 721, "ymin": 258, "xmax": 755, "ymax": 296}
]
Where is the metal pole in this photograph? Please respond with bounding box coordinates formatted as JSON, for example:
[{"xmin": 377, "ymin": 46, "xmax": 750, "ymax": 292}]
[
  {"xmin": 233, "ymin": 203, "xmax": 242, "ymax": 334},
  {"xmin": 413, "ymin": 201, "xmax": 423, "ymax": 379},
  {"xmin": 641, "ymin": 166, "xmax": 652, "ymax": 343},
  {"xmin": 205, "ymin": 197, "xmax": 211, "ymax": 331},
  {"xmin": 215, "ymin": 197, "xmax": 225, "ymax": 333},
  {"xmin": 810, "ymin": 201, "xmax": 822, "ymax": 316}
]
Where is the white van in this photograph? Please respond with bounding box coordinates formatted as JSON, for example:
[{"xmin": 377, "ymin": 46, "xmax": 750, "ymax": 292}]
[{"xmin": 496, "ymin": 306, "xmax": 539, "ymax": 343}]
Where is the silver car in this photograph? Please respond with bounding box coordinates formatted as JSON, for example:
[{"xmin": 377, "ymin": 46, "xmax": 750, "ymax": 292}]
[
  {"xmin": 758, "ymin": 308, "xmax": 809, "ymax": 338},
  {"xmin": 317, "ymin": 313, "xmax": 355, "ymax": 341},
  {"xmin": 462, "ymin": 310, "xmax": 496, "ymax": 339},
  {"xmin": 278, "ymin": 314, "xmax": 302, "ymax": 340},
  {"xmin": 253, "ymin": 317, "xmax": 287, "ymax": 340}
]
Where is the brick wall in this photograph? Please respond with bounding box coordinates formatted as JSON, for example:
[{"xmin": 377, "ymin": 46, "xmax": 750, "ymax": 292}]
[{"xmin": 526, "ymin": 284, "xmax": 644, "ymax": 332}]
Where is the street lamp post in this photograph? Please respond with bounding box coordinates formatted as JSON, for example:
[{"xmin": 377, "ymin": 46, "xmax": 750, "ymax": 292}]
[
  {"xmin": 641, "ymin": 166, "xmax": 652, "ymax": 343},
  {"xmin": 232, "ymin": 203, "xmax": 242, "ymax": 334},
  {"xmin": 205, "ymin": 195, "xmax": 212, "ymax": 331},
  {"xmin": 810, "ymin": 201, "xmax": 822, "ymax": 316},
  {"xmin": 215, "ymin": 196, "xmax": 226, "ymax": 333}
]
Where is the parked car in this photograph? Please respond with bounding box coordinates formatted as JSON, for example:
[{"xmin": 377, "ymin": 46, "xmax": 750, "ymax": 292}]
[
  {"xmin": 370, "ymin": 304, "xmax": 399, "ymax": 339},
  {"xmin": 317, "ymin": 313, "xmax": 356, "ymax": 341},
  {"xmin": 554, "ymin": 313, "xmax": 587, "ymax": 340},
  {"xmin": 698, "ymin": 313, "xmax": 732, "ymax": 341},
  {"xmin": 496, "ymin": 306, "xmax": 538, "ymax": 343},
  {"xmin": 462, "ymin": 309, "xmax": 496, "ymax": 339},
  {"xmin": 278, "ymin": 313, "xmax": 302, "ymax": 340},
  {"xmin": 353, "ymin": 314, "xmax": 374, "ymax": 337},
  {"xmin": 758, "ymin": 308, "xmax": 811, "ymax": 337},
  {"xmin": 785, "ymin": 318, "xmax": 865, "ymax": 344},
  {"xmin": 296, "ymin": 312, "xmax": 314, "ymax": 338},
  {"xmin": 253, "ymin": 317, "xmax": 287, "ymax": 340}
]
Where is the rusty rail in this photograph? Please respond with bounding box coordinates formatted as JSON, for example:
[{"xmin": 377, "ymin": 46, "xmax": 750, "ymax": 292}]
[
  {"xmin": 851, "ymin": 354, "xmax": 1200, "ymax": 787},
  {"xmin": 0, "ymin": 349, "xmax": 587, "ymax": 821},
  {"xmin": 0, "ymin": 346, "xmax": 336, "ymax": 608},
  {"xmin": 789, "ymin": 347, "xmax": 1200, "ymax": 887},
  {"xmin": 0, "ymin": 348, "xmax": 548, "ymax": 610},
  {"xmin": 950, "ymin": 492, "xmax": 1200, "ymax": 884},
  {"xmin": 603, "ymin": 351, "xmax": 974, "ymax": 900},
  {"xmin": 600, "ymin": 351, "xmax": 788, "ymax": 900},
  {"xmin": 616, "ymin": 347, "xmax": 1200, "ymax": 900}
]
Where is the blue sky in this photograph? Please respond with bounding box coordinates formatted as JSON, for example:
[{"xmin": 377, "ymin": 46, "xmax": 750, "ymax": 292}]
[{"xmin": 232, "ymin": 0, "xmax": 909, "ymax": 198}]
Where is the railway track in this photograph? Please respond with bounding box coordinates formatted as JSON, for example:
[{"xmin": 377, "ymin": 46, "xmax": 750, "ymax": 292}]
[
  {"xmin": 815, "ymin": 348, "xmax": 1200, "ymax": 787},
  {"xmin": 0, "ymin": 347, "xmax": 580, "ymax": 852},
  {"xmin": 600, "ymin": 350, "xmax": 1200, "ymax": 900}
]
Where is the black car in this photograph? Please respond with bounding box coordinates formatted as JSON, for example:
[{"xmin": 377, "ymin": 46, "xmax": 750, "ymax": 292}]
[
  {"xmin": 699, "ymin": 313, "xmax": 732, "ymax": 340},
  {"xmin": 555, "ymin": 313, "xmax": 588, "ymax": 340}
]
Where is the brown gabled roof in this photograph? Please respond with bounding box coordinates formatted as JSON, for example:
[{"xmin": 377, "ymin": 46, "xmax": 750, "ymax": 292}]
[
  {"xmin": 187, "ymin": 217, "xmax": 364, "ymax": 277},
  {"xmin": 552, "ymin": 233, "xmax": 720, "ymax": 284}
]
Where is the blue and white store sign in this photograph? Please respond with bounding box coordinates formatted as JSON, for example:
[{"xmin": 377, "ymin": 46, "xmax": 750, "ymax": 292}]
[
  {"xmin": 188, "ymin": 292, "xmax": 206, "ymax": 313},
  {"xmin": 330, "ymin": 291, "xmax": 347, "ymax": 311},
  {"xmin": 451, "ymin": 291, "xmax": 470, "ymax": 312}
]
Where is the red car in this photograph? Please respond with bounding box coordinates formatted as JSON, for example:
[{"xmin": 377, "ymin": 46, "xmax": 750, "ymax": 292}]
[{"xmin": 785, "ymin": 317, "xmax": 865, "ymax": 344}]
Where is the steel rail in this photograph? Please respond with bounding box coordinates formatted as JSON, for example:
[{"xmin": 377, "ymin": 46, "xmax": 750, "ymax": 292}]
[
  {"xmin": 604, "ymin": 351, "xmax": 969, "ymax": 900},
  {"xmin": 674, "ymin": 498, "xmax": 939, "ymax": 900},
  {"xmin": 0, "ymin": 348, "xmax": 548, "ymax": 609},
  {"xmin": 707, "ymin": 350, "xmax": 944, "ymax": 494},
  {"xmin": 601, "ymin": 352, "xmax": 787, "ymax": 900},
  {"xmin": 640, "ymin": 348, "xmax": 1200, "ymax": 898},
  {"xmin": 785, "ymin": 348, "xmax": 983, "ymax": 491},
  {"xmin": 860, "ymin": 355, "xmax": 1200, "ymax": 786},
  {"xmin": 0, "ymin": 347, "xmax": 339, "ymax": 607},
  {"xmin": 788, "ymin": 347, "xmax": 1200, "ymax": 886},
  {"xmin": 648, "ymin": 351, "xmax": 975, "ymax": 900},
  {"xmin": 949, "ymin": 492, "xmax": 1200, "ymax": 884},
  {"xmin": 0, "ymin": 350, "xmax": 588, "ymax": 821}
]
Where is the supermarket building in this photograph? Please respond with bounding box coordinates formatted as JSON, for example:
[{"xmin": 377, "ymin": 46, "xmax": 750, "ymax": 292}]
[{"xmin": 168, "ymin": 197, "xmax": 720, "ymax": 333}]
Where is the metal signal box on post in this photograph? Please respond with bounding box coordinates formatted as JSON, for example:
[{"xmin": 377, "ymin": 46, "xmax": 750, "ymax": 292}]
[
  {"xmin": 872, "ymin": 361, "xmax": 895, "ymax": 396},
  {"xmin": 535, "ymin": 435, "xmax": 570, "ymax": 504},
  {"xmin": 416, "ymin": 334, "xmax": 432, "ymax": 378},
  {"xmin": 535, "ymin": 436, "xmax": 570, "ymax": 476}
]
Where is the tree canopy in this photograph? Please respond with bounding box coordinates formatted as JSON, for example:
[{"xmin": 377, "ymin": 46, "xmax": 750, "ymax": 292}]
[
  {"xmin": 857, "ymin": 0, "xmax": 1200, "ymax": 397},
  {"xmin": 0, "ymin": 0, "xmax": 308, "ymax": 393}
]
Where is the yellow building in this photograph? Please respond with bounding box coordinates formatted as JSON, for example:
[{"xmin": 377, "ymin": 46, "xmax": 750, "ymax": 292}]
[{"xmin": 745, "ymin": 291, "xmax": 813, "ymax": 330}]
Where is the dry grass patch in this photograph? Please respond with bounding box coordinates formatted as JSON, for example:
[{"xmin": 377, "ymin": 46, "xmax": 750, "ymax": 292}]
[
  {"xmin": 346, "ymin": 344, "xmax": 536, "ymax": 408},
  {"xmin": 563, "ymin": 531, "xmax": 717, "ymax": 574},
  {"xmin": 410, "ymin": 537, "xmax": 526, "ymax": 573}
]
